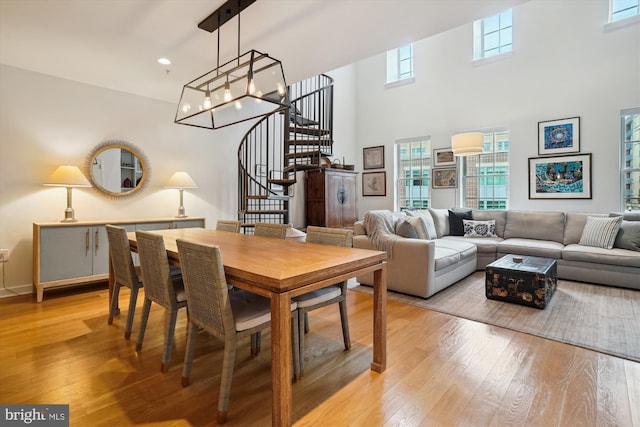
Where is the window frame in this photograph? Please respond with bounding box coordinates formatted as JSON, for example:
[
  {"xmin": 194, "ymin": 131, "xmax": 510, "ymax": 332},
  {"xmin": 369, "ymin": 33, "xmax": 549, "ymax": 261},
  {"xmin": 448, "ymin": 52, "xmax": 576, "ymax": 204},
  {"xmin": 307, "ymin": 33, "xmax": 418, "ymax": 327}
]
[
  {"xmin": 473, "ymin": 9, "xmax": 513, "ymax": 61},
  {"xmin": 610, "ymin": 0, "xmax": 640, "ymax": 22},
  {"xmin": 620, "ymin": 107, "xmax": 640, "ymax": 212},
  {"xmin": 395, "ymin": 136, "xmax": 432, "ymax": 210},
  {"xmin": 386, "ymin": 43, "xmax": 415, "ymax": 87},
  {"xmin": 459, "ymin": 130, "xmax": 510, "ymax": 210}
]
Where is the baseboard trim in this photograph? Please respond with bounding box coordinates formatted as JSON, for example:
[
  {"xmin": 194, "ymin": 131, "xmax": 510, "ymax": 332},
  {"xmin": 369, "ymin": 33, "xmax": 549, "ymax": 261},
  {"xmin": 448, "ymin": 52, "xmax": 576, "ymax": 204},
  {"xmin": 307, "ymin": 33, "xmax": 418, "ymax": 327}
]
[{"xmin": 0, "ymin": 284, "xmax": 32, "ymax": 299}]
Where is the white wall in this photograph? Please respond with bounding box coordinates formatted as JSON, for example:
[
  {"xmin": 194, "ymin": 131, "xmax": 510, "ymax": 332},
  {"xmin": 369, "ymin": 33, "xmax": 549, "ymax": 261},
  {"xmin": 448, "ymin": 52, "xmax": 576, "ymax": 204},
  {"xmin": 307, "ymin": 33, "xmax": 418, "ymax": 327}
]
[
  {"xmin": 0, "ymin": 64, "xmax": 358, "ymax": 294},
  {"xmin": 354, "ymin": 0, "xmax": 640, "ymax": 216}
]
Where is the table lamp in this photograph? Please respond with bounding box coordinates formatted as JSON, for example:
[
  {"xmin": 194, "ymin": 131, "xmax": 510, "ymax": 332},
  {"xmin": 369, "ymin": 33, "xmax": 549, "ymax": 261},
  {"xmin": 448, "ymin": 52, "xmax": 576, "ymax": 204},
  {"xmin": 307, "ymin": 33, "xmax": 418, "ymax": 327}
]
[
  {"xmin": 43, "ymin": 165, "xmax": 92, "ymax": 222},
  {"xmin": 165, "ymin": 172, "xmax": 198, "ymax": 218}
]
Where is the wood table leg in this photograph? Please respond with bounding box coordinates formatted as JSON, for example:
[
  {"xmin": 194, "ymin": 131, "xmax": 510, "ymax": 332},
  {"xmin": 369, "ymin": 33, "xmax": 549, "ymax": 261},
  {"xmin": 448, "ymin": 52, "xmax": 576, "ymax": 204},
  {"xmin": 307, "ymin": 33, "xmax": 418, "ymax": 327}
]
[
  {"xmin": 271, "ymin": 292, "xmax": 292, "ymax": 426},
  {"xmin": 371, "ymin": 262, "xmax": 387, "ymax": 372}
]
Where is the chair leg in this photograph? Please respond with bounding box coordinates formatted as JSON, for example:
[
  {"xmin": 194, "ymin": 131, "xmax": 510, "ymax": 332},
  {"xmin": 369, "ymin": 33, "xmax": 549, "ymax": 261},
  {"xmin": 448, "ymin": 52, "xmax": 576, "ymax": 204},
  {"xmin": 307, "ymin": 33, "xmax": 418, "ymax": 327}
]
[
  {"xmin": 339, "ymin": 300, "xmax": 351, "ymax": 350},
  {"xmin": 217, "ymin": 336, "xmax": 237, "ymax": 424},
  {"xmin": 161, "ymin": 308, "xmax": 179, "ymax": 373},
  {"xmin": 108, "ymin": 283, "xmax": 121, "ymax": 325},
  {"xmin": 181, "ymin": 321, "xmax": 199, "ymax": 387},
  {"xmin": 304, "ymin": 311, "xmax": 310, "ymax": 334},
  {"xmin": 291, "ymin": 311, "xmax": 300, "ymax": 381},
  {"xmin": 298, "ymin": 308, "xmax": 306, "ymax": 378},
  {"xmin": 250, "ymin": 332, "xmax": 262, "ymax": 356},
  {"xmin": 136, "ymin": 298, "xmax": 152, "ymax": 351},
  {"xmin": 124, "ymin": 285, "xmax": 139, "ymax": 340}
]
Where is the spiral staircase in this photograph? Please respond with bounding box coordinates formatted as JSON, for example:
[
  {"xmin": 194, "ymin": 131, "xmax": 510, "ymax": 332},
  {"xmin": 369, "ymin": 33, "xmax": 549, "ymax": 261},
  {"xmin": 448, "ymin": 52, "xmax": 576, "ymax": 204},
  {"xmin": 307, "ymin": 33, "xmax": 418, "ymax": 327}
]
[{"xmin": 237, "ymin": 74, "xmax": 334, "ymax": 232}]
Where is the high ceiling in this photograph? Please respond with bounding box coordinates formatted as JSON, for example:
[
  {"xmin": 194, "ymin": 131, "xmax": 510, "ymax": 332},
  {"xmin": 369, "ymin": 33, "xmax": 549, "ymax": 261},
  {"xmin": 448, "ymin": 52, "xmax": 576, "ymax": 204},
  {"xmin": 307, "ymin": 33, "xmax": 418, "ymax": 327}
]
[{"xmin": 0, "ymin": 0, "xmax": 527, "ymax": 103}]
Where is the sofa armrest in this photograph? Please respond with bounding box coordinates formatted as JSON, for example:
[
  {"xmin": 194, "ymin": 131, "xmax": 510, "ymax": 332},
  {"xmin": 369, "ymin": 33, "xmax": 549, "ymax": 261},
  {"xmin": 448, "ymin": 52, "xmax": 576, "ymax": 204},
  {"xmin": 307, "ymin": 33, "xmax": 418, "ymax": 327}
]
[{"xmin": 354, "ymin": 235, "xmax": 436, "ymax": 298}]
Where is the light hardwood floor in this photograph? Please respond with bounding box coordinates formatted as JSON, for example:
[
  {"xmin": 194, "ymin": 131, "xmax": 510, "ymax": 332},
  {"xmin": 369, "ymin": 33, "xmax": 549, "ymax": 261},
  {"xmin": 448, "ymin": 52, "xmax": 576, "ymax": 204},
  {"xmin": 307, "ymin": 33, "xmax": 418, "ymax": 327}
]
[{"xmin": 1, "ymin": 284, "xmax": 638, "ymax": 426}]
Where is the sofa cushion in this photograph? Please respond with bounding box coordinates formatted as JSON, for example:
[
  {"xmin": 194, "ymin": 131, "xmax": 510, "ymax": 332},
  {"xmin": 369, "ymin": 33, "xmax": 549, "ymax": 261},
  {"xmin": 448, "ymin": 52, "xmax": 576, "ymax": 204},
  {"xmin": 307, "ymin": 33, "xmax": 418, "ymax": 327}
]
[
  {"xmin": 442, "ymin": 235, "xmax": 502, "ymax": 254},
  {"xmin": 463, "ymin": 219, "xmax": 497, "ymax": 238},
  {"xmin": 448, "ymin": 209, "xmax": 472, "ymax": 236},
  {"xmin": 498, "ymin": 238, "xmax": 564, "ymax": 259},
  {"xmin": 504, "ymin": 210, "xmax": 565, "ymax": 243},
  {"xmin": 564, "ymin": 212, "xmax": 608, "ymax": 245},
  {"xmin": 405, "ymin": 209, "xmax": 437, "ymax": 239},
  {"xmin": 428, "ymin": 208, "xmax": 449, "ymax": 238},
  {"xmin": 563, "ymin": 244, "xmax": 640, "ymax": 268},
  {"xmin": 395, "ymin": 218, "xmax": 420, "ymax": 239},
  {"xmin": 472, "ymin": 210, "xmax": 507, "ymax": 237},
  {"xmin": 614, "ymin": 220, "xmax": 640, "ymax": 252},
  {"xmin": 579, "ymin": 216, "xmax": 622, "ymax": 249},
  {"xmin": 432, "ymin": 239, "xmax": 476, "ymax": 271}
]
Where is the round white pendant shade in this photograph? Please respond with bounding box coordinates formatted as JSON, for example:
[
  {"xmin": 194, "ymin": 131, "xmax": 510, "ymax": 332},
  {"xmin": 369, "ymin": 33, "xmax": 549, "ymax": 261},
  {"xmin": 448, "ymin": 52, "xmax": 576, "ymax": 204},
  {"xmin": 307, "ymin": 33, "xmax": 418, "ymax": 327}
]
[{"xmin": 451, "ymin": 132, "xmax": 484, "ymax": 156}]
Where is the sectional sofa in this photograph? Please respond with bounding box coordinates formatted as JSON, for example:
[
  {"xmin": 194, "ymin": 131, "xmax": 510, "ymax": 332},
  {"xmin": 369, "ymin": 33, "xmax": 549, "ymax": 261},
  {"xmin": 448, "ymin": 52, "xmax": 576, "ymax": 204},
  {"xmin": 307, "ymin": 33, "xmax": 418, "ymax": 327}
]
[{"xmin": 353, "ymin": 209, "xmax": 640, "ymax": 298}]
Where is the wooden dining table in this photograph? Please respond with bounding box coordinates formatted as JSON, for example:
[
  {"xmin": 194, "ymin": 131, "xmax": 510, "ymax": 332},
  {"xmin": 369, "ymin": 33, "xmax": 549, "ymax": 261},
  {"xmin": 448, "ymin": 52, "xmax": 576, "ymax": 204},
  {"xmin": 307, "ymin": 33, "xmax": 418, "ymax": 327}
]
[{"xmin": 110, "ymin": 227, "xmax": 387, "ymax": 426}]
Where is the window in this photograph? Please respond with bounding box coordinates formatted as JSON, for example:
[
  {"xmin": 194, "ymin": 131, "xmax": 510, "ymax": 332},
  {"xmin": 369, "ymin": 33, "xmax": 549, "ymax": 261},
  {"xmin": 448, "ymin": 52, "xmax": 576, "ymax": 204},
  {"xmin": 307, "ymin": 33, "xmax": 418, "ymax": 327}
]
[
  {"xmin": 396, "ymin": 137, "xmax": 431, "ymax": 209},
  {"xmin": 473, "ymin": 9, "xmax": 513, "ymax": 60},
  {"xmin": 460, "ymin": 130, "xmax": 509, "ymax": 209},
  {"xmin": 621, "ymin": 107, "xmax": 640, "ymax": 212},
  {"xmin": 386, "ymin": 44, "xmax": 414, "ymax": 85},
  {"xmin": 610, "ymin": 0, "xmax": 639, "ymax": 22}
]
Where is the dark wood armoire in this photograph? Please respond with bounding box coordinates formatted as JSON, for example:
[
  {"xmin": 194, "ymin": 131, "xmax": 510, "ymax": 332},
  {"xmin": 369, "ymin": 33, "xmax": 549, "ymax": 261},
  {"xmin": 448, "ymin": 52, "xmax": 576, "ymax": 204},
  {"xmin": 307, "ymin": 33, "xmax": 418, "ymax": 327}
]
[{"xmin": 305, "ymin": 168, "xmax": 358, "ymax": 228}]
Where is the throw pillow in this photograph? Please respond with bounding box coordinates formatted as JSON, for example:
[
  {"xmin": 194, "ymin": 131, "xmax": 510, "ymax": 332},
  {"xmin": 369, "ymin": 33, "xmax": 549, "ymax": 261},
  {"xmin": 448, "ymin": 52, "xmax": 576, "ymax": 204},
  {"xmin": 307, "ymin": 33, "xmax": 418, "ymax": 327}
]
[
  {"xmin": 395, "ymin": 218, "xmax": 419, "ymax": 239},
  {"xmin": 448, "ymin": 209, "xmax": 472, "ymax": 236},
  {"xmin": 578, "ymin": 216, "xmax": 623, "ymax": 249},
  {"xmin": 463, "ymin": 219, "xmax": 497, "ymax": 238},
  {"xmin": 406, "ymin": 209, "xmax": 438, "ymax": 239},
  {"xmin": 613, "ymin": 220, "xmax": 640, "ymax": 252}
]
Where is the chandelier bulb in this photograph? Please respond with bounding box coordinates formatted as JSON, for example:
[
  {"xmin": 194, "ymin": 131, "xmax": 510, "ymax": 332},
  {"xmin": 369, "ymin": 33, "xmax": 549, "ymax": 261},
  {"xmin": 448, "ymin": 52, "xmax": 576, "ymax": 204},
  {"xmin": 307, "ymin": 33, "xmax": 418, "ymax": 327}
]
[
  {"xmin": 224, "ymin": 79, "xmax": 232, "ymax": 102},
  {"xmin": 203, "ymin": 89, "xmax": 212, "ymax": 109}
]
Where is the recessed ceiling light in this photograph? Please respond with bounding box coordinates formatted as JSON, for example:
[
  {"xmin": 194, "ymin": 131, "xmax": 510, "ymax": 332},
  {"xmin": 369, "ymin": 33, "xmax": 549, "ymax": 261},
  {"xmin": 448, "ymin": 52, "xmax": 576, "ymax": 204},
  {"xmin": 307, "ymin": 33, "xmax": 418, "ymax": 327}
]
[{"xmin": 158, "ymin": 58, "xmax": 171, "ymax": 65}]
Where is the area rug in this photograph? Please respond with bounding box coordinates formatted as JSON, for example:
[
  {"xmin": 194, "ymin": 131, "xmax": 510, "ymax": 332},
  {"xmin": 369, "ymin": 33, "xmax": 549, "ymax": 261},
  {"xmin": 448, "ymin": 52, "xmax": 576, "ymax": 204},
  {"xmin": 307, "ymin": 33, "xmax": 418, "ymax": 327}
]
[{"xmin": 352, "ymin": 272, "xmax": 640, "ymax": 362}]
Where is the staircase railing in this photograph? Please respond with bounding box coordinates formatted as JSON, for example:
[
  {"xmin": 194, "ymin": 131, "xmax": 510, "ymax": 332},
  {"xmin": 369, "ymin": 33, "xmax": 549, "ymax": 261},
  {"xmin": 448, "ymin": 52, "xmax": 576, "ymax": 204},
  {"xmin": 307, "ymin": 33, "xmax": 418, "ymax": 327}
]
[{"xmin": 237, "ymin": 74, "xmax": 334, "ymax": 231}]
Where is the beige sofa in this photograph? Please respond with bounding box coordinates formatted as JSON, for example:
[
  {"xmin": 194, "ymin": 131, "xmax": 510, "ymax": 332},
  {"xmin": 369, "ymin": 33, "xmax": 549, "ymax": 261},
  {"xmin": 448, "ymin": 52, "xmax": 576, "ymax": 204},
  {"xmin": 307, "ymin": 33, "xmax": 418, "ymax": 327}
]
[{"xmin": 354, "ymin": 209, "xmax": 640, "ymax": 298}]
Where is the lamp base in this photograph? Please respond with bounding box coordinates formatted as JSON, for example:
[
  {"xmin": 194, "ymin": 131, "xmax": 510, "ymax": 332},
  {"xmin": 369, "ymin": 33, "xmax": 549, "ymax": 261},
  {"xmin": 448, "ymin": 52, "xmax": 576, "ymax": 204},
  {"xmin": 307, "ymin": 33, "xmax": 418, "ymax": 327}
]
[{"xmin": 62, "ymin": 207, "xmax": 77, "ymax": 222}]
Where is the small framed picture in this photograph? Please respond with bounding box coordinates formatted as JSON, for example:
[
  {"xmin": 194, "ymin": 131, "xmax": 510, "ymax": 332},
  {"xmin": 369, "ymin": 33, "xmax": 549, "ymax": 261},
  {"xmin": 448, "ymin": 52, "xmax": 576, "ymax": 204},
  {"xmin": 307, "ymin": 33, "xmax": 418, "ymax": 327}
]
[
  {"xmin": 433, "ymin": 148, "xmax": 456, "ymax": 167},
  {"xmin": 362, "ymin": 171, "xmax": 386, "ymax": 196},
  {"xmin": 538, "ymin": 116, "xmax": 580, "ymax": 155},
  {"xmin": 528, "ymin": 153, "xmax": 592, "ymax": 199},
  {"xmin": 255, "ymin": 164, "xmax": 267, "ymax": 177},
  {"xmin": 432, "ymin": 167, "xmax": 457, "ymax": 189},
  {"xmin": 363, "ymin": 146, "xmax": 385, "ymax": 169}
]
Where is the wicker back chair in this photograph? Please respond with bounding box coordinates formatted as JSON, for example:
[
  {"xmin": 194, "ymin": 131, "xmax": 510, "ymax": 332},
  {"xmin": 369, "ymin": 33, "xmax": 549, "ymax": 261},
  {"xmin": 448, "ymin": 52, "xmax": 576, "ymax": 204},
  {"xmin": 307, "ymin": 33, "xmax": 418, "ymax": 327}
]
[
  {"xmin": 176, "ymin": 238, "xmax": 299, "ymax": 423},
  {"xmin": 254, "ymin": 222, "xmax": 287, "ymax": 239},
  {"xmin": 106, "ymin": 224, "xmax": 142, "ymax": 340},
  {"xmin": 295, "ymin": 226, "xmax": 353, "ymax": 377},
  {"xmin": 135, "ymin": 230, "xmax": 187, "ymax": 372},
  {"xmin": 216, "ymin": 220, "xmax": 241, "ymax": 233}
]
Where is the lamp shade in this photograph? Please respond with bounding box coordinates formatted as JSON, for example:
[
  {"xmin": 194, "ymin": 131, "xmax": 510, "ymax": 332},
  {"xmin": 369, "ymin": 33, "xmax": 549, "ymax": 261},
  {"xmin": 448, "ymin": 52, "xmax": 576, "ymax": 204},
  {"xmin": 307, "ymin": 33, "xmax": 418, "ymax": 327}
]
[
  {"xmin": 43, "ymin": 165, "xmax": 91, "ymax": 187},
  {"xmin": 451, "ymin": 132, "xmax": 484, "ymax": 156},
  {"xmin": 175, "ymin": 50, "xmax": 289, "ymax": 130},
  {"xmin": 165, "ymin": 172, "xmax": 198, "ymax": 189}
]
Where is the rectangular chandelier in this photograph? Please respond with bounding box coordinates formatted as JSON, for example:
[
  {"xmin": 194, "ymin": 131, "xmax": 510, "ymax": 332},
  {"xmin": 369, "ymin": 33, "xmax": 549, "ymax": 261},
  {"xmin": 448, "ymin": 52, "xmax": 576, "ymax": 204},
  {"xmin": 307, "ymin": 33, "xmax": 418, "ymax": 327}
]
[{"xmin": 175, "ymin": 50, "xmax": 289, "ymax": 129}]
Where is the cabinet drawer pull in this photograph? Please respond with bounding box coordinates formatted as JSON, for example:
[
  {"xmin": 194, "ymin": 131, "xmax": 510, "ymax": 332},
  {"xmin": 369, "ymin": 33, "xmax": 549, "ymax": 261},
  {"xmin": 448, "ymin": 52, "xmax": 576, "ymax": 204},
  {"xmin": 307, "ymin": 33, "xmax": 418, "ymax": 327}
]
[
  {"xmin": 86, "ymin": 228, "xmax": 90, "ymax": 254},
  {"xmin": 95, "ymin": 229, "xmax": 99, "ymax": 254}
]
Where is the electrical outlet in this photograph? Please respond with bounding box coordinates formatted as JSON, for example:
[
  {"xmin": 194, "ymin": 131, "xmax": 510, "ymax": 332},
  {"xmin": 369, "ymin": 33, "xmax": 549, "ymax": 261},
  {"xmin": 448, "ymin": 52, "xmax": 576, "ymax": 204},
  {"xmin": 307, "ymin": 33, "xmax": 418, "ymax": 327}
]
[{"xmin": 0, "ymin": 249, "xmax": 8, "ymax": 262}]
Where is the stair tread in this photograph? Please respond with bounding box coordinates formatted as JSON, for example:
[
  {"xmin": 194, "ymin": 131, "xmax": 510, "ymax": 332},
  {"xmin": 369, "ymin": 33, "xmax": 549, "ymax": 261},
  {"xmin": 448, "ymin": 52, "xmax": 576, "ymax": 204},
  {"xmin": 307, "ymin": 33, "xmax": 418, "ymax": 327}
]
[{"xmin": 290, "ymin": 127, "xmax": 331, "ymax": 136}]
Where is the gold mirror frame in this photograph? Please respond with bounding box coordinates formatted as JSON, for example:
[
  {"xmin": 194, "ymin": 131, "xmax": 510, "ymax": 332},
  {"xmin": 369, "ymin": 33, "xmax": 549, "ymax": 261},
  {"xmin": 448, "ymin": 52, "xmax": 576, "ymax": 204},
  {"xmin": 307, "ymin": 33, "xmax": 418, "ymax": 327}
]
[{"xmin": 86, "ymin": 140, "xmax": 151, "ymax": 199}]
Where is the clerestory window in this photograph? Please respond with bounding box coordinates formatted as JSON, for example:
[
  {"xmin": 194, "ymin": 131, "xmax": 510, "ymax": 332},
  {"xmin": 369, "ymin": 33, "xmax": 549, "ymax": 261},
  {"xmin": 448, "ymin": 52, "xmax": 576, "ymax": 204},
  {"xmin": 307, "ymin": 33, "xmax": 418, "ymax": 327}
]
[{"xmin": 473, "ymin": 9, "xmax": 513, "ymax": 60}]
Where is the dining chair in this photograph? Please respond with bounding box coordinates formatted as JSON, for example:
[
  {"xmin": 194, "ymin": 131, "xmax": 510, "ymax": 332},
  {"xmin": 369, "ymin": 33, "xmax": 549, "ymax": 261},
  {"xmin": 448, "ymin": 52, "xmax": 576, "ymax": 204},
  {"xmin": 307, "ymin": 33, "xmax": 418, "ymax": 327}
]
[
  {"xmin": 135, "ymin": 230, "xmax": 188, "ymax": 372},
  {"xmin": 106, "ymin": 224, "xmax": 142, "ymax": 340},
  {"xmin": 176, "ymin": 238, "xmax": 300, "ymax": 423},
  {"xmin": 253, "ymin": 222, "xmax": 287, "ymax": 239},
  {"xmin": 295, "ymin": 226, "xmax": 353, "ymax": 377},
  {"xmin": 216, "ymin": 220, "xmax": 241, "ymax": 233}
]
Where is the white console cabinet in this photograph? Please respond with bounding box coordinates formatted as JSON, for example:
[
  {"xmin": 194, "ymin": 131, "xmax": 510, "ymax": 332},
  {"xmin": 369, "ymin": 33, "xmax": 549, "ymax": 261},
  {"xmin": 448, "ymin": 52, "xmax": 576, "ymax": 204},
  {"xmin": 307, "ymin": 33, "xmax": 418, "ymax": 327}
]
[{"xmin": 33, "ymin": 217, "xmax": 205, "ymax": 302}]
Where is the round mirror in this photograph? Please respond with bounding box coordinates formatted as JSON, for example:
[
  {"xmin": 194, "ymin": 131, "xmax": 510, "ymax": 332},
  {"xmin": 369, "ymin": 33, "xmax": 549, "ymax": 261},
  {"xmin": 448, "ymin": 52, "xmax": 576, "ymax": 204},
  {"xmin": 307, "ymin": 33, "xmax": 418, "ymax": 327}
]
[{"xmin": 86, "ymin": 141, "xmax": 150, "ymax": 198}]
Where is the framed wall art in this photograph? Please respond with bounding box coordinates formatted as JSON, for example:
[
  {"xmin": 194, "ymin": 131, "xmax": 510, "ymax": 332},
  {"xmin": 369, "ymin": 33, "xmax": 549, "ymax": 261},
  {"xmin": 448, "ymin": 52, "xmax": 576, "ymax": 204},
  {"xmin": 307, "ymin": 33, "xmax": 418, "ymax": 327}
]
[
  {"xmin": 362, "ymin": 171, "xmax": 386, "ymax": 196},
  {"xmin": 432, "ymin": 167, "xmax": 457, "ymax": 189},
  {"xmin": 538, "ymin": 116, "xmax": 580, "ymax": 155},
  {"xmin": 433, "ymin": 148, "xmax": 456, "ymax": 167},
  {"xmin": 528, "ymin": 153, "xmax": 592, "ymax": 199},
  {"xmin": 363, "ymin": 145, "xmax": 385, "ymax": 169}
]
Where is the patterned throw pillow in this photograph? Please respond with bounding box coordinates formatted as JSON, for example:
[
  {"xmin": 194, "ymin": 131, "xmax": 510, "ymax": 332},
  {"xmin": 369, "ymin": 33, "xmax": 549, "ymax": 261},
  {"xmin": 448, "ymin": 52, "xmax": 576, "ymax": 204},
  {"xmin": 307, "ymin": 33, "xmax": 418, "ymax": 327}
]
[
  {"xmin": 579, "ymin": 216, "xmax": 623, "ymax": 249},
  {"xmin": 463, "ymin": 219, "xmax": 497, "ymax": 238}
]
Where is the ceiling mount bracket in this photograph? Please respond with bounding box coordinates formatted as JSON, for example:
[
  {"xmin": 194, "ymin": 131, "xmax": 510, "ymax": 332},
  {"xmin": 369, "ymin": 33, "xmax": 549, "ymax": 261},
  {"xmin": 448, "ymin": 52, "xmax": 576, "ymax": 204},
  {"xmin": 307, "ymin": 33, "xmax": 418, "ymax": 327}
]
[{"xmin": 198, "ymin": 0, "xmax": 257, "ymax": 33}]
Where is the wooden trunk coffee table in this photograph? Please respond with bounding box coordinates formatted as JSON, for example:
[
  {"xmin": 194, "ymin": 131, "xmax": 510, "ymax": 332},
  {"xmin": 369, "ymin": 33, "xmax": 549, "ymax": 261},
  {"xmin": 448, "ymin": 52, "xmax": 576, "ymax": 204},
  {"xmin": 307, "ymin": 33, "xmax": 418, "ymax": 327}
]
[{"xmin": 485, "ymin": 254, "xmax": 557, "ymax": 309}]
